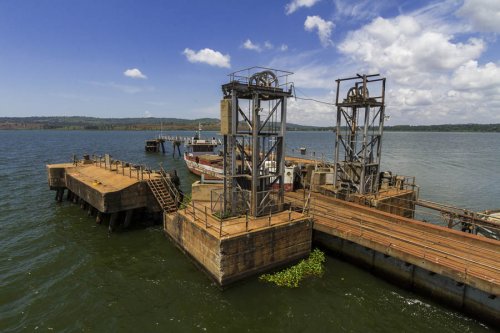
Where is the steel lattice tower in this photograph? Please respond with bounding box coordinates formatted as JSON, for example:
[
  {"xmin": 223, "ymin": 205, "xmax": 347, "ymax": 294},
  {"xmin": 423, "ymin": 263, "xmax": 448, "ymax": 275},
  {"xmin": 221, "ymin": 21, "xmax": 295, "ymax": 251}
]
[
  {"xmin": 333, "ymin": 74, "xmax": 386, "ymax": 196},
  {"xmin": 220, "ymin": 67, "xmax": 293, "ymax": 217}
]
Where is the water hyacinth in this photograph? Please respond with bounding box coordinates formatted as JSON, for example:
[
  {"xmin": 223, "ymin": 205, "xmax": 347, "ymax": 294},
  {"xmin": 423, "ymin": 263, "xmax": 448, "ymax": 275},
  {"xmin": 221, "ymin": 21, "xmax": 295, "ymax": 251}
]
[{"xmin": 259, "ymin": 249, "xmax": 326, "ymax": 288}]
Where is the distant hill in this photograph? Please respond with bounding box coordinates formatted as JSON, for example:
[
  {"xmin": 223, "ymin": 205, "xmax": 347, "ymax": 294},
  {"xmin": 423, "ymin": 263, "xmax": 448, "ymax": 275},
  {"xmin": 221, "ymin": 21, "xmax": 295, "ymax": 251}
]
[
  {"xmin": 384, "ymin": 124, "xmax": 500, "ymax": 132},
  {"xmin": 0, "ymin": 117, "xmax": 499, "ymax": 132},
  {"xmin": 0, "ymin": 116, "xmax": 329, "ymax": 131}
]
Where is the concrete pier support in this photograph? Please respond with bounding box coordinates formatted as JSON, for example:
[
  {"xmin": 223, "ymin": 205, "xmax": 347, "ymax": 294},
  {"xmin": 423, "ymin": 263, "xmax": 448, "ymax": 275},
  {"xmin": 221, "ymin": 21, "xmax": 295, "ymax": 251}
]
[
  {"xmin": 109, "ymin": 213, "xmax": 119, "ymax": 232},
  {"xmin": 124, "ymin": 210, "xmax": 133, "ymax": 229},
  {"xmin": 96, "ymin": 212, "xmax": 102, "ymax": 224},
  {"xmin": 164, "ymin": 209, "xmax": 312, "ymax": 286},
  {"xmin": 55, "ymin": 188, "xmax": 65, "ymax": 202}
]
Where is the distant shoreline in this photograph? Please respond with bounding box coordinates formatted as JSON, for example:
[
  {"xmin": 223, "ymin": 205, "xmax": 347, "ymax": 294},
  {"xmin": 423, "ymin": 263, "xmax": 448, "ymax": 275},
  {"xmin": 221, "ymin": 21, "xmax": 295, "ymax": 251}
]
[{"xmin": 0, "ymin": 117, "xmax": 499, "ymax": 132}]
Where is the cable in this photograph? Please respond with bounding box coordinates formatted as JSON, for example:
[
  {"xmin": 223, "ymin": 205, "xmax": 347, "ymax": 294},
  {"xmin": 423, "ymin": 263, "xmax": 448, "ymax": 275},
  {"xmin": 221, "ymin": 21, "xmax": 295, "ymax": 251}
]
[
  {"xmin": 294, "ymin": 96, "xmax": 336, "ymax": 106},
  {"xmin": 293, "ymin": 87, "xmax": 336, "ymax": 106}
]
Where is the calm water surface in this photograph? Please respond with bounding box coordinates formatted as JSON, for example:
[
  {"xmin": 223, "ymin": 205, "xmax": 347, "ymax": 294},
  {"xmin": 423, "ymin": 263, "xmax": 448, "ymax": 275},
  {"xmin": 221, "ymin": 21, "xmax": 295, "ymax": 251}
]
[{"xmin": 0, "ymin": 130, "xmax": 498, "ymax": 332}]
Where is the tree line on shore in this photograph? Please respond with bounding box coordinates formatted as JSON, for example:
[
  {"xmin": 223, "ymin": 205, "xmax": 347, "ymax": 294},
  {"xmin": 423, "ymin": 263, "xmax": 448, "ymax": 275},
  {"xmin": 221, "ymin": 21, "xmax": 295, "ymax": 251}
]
[{"xmin": 0, "ymin": 116, "xmax": 499, "ymax": 132}]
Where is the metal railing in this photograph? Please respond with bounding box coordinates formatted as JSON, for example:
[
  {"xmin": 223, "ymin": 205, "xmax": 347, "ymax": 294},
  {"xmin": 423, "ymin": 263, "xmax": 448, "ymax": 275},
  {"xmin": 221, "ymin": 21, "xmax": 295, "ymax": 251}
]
[
  {"xmin": 159, "ymin": 164, "xmax": 181, "ymax": 206},
  {"xmin": 182, "ymin": 197, "xmax": 307, "ymax": 238},
  {"xmin": 89, "ymin": 154, "xmax": 157, "ymax": 180}
]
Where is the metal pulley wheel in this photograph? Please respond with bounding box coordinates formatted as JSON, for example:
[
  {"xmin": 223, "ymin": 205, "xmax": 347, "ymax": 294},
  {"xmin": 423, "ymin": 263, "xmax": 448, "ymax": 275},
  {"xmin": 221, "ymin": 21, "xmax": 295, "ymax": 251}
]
[
  {"xmin": 347, "ymin": 86, "xmax": 369, "ymax": 102},
  {"xmin": 249, "ymin": 70, "xmax": 279, "ymax": 87}
]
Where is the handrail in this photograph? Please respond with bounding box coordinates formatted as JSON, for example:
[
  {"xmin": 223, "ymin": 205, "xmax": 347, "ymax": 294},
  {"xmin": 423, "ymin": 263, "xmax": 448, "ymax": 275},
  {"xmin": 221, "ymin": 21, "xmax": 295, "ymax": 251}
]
[
  {"xmin": 186, "ymin": 198, "xmax": 306, "ymax": 237},
  {"xmin": 159, "ymin": 164, "xmax": 180, "ymax": 206}
]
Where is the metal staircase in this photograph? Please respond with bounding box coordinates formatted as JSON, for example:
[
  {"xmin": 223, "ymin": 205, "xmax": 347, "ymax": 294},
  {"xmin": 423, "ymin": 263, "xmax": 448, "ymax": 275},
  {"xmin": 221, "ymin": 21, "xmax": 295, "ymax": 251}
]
[{"xmin": 147, "ymin": 173, "xmax": 180, "ymax": 213}]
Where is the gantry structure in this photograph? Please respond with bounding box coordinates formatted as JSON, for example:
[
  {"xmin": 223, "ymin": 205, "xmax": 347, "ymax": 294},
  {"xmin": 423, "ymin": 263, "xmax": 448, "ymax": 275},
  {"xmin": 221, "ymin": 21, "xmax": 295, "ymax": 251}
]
[
  {"xmin": 333, "ymin": 74, "xmax": 386, "ymax": 196},
  {"xmin": 219, "ymin": 67, "xmax": 293, "ymax": 217}
]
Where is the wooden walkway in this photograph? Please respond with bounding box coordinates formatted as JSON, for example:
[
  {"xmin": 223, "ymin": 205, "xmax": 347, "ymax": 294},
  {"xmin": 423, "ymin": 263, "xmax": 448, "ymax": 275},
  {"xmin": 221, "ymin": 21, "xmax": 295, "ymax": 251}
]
[{"xmin": 286, "ymin": 191, "xmax": 500, "ymax": 296}]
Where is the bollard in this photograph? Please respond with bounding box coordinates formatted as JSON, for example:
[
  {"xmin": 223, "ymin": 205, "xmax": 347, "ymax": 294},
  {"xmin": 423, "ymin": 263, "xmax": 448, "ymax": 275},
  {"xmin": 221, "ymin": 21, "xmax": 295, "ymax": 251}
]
[
  {"xmin": 205, "ymin": 206, "xmax": 208, "ymax": 229},
  {"xmin": 246, "ymin": 210, "xmax": 249, "ymax": 231}
]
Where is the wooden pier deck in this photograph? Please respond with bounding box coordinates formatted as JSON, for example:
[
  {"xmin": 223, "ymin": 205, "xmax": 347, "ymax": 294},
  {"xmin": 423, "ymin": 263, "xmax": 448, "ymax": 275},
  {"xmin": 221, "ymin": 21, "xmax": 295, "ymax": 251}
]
[
  {"xmin": 286, "ymin": 191, "xmax": 500, "ymax": 295},
  {"xmin": 286, "ymin": 191, "xmax": 500, "ymax": 324}
]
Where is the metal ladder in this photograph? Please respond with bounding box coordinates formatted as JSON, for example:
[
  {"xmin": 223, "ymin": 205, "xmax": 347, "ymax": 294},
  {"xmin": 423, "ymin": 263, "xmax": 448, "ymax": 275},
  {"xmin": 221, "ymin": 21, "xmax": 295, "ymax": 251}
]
[{"xmin": 147, "ymin": 176, "xmax": 179, "ymax": 213}]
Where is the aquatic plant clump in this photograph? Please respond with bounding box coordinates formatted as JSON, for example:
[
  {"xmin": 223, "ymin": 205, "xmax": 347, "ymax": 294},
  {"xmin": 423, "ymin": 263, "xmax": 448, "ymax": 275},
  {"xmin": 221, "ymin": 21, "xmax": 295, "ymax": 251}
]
[{"xmin": 259, "ymin": 248, "xmax": 326, "ymax": 288}]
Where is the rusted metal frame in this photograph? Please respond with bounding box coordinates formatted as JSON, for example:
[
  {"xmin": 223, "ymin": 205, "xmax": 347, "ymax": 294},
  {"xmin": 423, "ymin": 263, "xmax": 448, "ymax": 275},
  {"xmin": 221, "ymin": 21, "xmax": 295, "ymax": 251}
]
[
  {"xmin": 259, "ymin": 99, "xmax": 281, "ymax": 133},
  {"xmin": 257, "ymin": 138, "xmax": 279, "ymax": 170},
  {"xmin": 355, "ymin": 135, "xmax": 379, "ymax": 161},
  {"xmin": 336, "ymin": 73, "xmax": 379, "ymax": 83},
  {"xmin": 336, "ymin": 163, "xmax": 361, "ymax": 190},
  {"xmin": 238, "ymin": 106, "xmax": 252, "ymax": 131},
  {"xmin": 250, "ymin": 92, "xmax": 260, "ymax": 217},
  {"xmin": 334, "ymin": 98, "xmax": 342, "ymax": 188},
  {"xmin": 278, "ymin": 97, "xmax": 286, "ymax": 208},
  {"xmin": 374, "ymin": 103, "xmax": 385, "ymax": 189},
  {"xmin": 257, "ymin": 191, "xmax": 272, "ymax": 216},
  {"xmin": 235, "ymin": 141, "xmax": 252, "ymax": 174}
]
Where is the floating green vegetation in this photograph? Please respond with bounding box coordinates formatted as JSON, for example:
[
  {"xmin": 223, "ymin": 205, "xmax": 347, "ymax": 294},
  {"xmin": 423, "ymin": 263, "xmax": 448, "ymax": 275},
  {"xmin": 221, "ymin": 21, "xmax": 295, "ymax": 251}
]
[{"xmin": 259, "ymin": 248, "xmax": 326, "ymax": 288}]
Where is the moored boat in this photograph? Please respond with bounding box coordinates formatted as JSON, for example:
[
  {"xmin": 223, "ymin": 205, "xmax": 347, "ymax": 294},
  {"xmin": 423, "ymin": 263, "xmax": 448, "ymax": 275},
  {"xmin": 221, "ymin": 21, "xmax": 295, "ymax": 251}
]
[{"xmin": 183, "ymin": 125, "xmax": 223, "ymax": 180}]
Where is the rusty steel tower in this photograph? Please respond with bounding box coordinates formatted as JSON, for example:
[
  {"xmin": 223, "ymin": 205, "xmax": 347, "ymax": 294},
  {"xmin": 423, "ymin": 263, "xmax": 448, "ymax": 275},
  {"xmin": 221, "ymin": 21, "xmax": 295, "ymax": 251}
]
[
  {"xmin": 333, "ymin": 74, "xmax": 386, "ymax": 196},
  {"xmin": 219, "ymin": 67, "xmax": 293, "ymax": 217}
]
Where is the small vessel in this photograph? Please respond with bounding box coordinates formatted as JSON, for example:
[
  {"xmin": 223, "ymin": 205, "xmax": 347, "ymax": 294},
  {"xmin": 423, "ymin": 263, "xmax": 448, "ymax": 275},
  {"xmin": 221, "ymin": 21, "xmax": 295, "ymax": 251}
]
[
  {"xmin": 476, "ymin": 210, "xmax": 500, "ymax": 240},
  {"xmin": 183, "ymin": 125, "xmax": 223, "ymax": 180},
  {"xmin": 182, "ymin": 125, "xmax": 300, "ymax": 191}
]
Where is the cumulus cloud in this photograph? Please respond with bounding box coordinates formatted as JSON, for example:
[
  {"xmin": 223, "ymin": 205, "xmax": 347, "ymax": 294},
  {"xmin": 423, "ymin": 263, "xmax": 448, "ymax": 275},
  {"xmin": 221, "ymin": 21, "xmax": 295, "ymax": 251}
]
[
  {"xmin": 457, "ymin": 0, "xmax": 500, "ymax": 33},
  {"xmin": 124, "ymin": 68, "xmax": 147, "ymax": 79},
  {"xmin": 183, "ymin": 48, "xmax": 231, "ymax": 68},
  {"xmin": 338, "ymin": 16, "xmax": 484, "ymax": 84},
  {"xmin": 285, "ymin": 0, "xmax": 321, "ymax": 15},
  {"xmin": 304, "ymin": 15, "xmax": 335, "ymax": 47},
  {"xmin": 332, "ymin": 10, "xmax": 500, "ymax": 124},
  {"xmin": 242, "ymin": 39, "xmax": 262, "ymax": 52},
  {"xmin": 452, "ymin": 60, "xmax": 500, "ymax": 90},
  {"xmin": 242, "ymin": 39, "xmax": 286, "ymax": 52}
]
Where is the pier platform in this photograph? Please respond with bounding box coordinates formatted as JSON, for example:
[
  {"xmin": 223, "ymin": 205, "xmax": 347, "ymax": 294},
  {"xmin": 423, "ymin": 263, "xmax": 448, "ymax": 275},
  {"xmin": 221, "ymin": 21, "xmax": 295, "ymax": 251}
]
[
  {"xmin": 164, "ymin": 200, "xmax": 312, "ymax": 286},
  {"xmin": 286, "ymin": 191, "xmax": 500, "ymax": 325},
  {"xmin": 47, "ymin": 156, "xmax": 180, "ymax": 229}
]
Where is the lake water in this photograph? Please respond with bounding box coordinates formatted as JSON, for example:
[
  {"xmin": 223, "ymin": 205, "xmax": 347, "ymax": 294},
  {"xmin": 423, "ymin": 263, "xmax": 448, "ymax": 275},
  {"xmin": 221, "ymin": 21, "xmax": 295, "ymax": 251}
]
[{"xmin": 0, "ymin": 130, "xmax": 498, "ymax": 332}]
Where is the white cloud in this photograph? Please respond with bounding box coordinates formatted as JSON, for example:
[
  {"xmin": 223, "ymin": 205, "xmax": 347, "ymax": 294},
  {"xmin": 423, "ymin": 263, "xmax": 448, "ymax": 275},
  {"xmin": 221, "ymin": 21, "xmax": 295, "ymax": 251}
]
[
  {"xmin": 401, "ymin": 89, "xmax": 434, "ymax": 106},
  {"xmin": 242, "ymin": 39, "xmax": 262, "ymax": 52},
  {"xmin": 183, "ymin": 48, "xmax": 231, "ymax": 68},
  {"xmin": 457, "ymin": 0, "xmax": 500, "ymax": 33},
  {"xmin": 124, "ymin": 68, "xmax": 147, "ymax": 79},
  {"xmin": 280, "ymin": 44, "xmax": 289, "ymax": 51},
  {"xmin": 452, "ymin": 60, "xmax": 500, "ymax": 91},
  {"xmin": 304, "ymin": 16, "xmax": 334, "ymax": 47},
  {"xmin": 338, "ymin": 15, "xmax": 484, "ymax": 84},
  {"xmin": 144, "ymin": 110, "xmax": 153, "ymax": 118},
  {"xmin": 264, "ymin": 41, "xmax": 274, "ymax": 50},
  {"xmin": 285, "ymin": 0, "xmax": 321, "ymax": 15},
  {"xmin": 332, "ymin": 0, "xmax": 385, "ymax": 21},
  {"xmin": 331, "ymin": 8, "xmax": 500, "ymax": 125}
]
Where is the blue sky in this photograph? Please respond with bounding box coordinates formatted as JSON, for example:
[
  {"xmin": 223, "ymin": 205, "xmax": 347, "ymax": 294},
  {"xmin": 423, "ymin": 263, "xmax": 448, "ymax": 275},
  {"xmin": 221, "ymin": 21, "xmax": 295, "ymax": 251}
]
[{"xmin": 0, "ymin": 0, "xmax": 499, "ymax": 125}]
